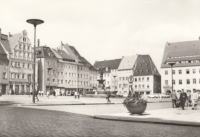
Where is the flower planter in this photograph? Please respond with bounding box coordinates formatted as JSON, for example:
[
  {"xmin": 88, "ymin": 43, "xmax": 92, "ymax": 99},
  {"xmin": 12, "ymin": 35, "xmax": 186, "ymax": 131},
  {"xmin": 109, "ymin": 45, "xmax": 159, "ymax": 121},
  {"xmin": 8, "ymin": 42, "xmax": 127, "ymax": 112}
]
[{"xmin": 125, "ymin": 102, "xmax": 147, "ymax": 114}]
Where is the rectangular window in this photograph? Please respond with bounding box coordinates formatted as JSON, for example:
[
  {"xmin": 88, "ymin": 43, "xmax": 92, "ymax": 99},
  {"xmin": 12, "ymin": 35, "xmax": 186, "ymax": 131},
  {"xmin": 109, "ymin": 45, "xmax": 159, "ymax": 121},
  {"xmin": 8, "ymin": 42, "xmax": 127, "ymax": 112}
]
[
  {"xmin": 172, "ymin": 70, "xmax": 175, "ymax": 74},
  {"xmin": 179, "ymin": 70, "xmax": 182, "ymax": 74},
  {"xmin": 61, "ymin": 80, "xmax": 63, "ymax": 84},
  {"xmin": 47, "ymin": 78, "xmax": 49, "ymax": 82},
  {"xmin": 119, "ymin": 84, "xmax": 121, "ymax": 88},
  {"xmin": 165, "ymin": 70, "xmax": 168, "ymax": 75},
  {"xmin": 193, "ymin": 69, "xmax": 196, "ymax": 74},
  {"xmin": 186, "ymin": 79, "xmax": 190, "ymax": 84},
  {"xmin": 53, "ymin": 79, "xmax": 55, "ymax": 83},
  {"xmin": 142, "ymin": 84, "xmax": 145, "ymax": 88},
  {"xmin": 186, "ymin": 69, "xmax": 190, "ymax": 74},
  {"xmin": 135, "ymin": 78, "xmax": 137, "ymax": 82},
  {"xmin": 147, "ymin": 77, "xmax": 149, "ymax": 81},
  {"xmin": 179, "ymin": 80, "xmax": 182, "ymax": 85},
  {"xmin": 193, "ymin": 79, "xmax": 196, "ymax": 84},
  {"xmin": 139, "ymin": 85, "xmax": 141, "ymax": 88},
  {"xmin": 3, "ymin": 72, "xmax": 7, "ymax": 79},
  {"xmin": 165, "ymin": 80, "xmax": 168, "ymax": 85},
  {"xmin": 22, "ymin": 74, "xmax": 25, "ymax": 79},
  {"xmin": 139, "ymin": 78, "xmax": 141, "ymax": 81},
  {"xmin": 147, "ymin": 85, "xmax": 149, "ymax": 88},
  {"xmin": 135, "ymin": 85, "xmax": 137, "ymax": 88},
  {"xmin": 142, "ymin": 77, "xmax": 144, "ymax": 81},
  {"xmin": 173, "ymin": 80, "xmax": 175, "ymax": 85}
]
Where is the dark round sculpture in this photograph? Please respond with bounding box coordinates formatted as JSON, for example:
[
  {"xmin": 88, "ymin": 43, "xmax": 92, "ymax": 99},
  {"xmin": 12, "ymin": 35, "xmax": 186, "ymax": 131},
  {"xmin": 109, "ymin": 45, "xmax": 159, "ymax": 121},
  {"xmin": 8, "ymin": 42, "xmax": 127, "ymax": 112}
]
[{"xmin": 125, "ymin": 102, "xmax": 147, "ymax": 114}]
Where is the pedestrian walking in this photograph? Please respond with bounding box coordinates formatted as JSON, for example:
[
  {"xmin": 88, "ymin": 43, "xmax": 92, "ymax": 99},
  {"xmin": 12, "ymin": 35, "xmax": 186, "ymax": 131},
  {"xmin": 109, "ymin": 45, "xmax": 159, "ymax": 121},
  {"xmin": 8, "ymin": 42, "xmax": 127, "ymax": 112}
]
[
  {"xmin": 29, "ymin": 89, "xmax": 33, "ymax": 98},
  {"xmin": 47, "ymin": 89, "xmax": 50, "ymax": 98},
  {"xmin": 186, "ymin": 90, "xmax": 191, "ymax": 107},
  {"xmin": 171, "ymin": 90, "xmax": 177, "ymax": 108},
  {"xmin": 191, "ymin": 89, "xmax": 199, "ymax": 110},
  {"xmin": 41, "ymin": 90, "xmax": 44, "ymax": 97},
  {"xmin": 9, "ymin": 89, "xmax": 12, "ymax": 95},
  {"xmin": 77, "ymin": 91, "xmax": 80, "ymax": 99},
  {"xmin": 179, "ymin": 89, "xmax": 188, "ymax": 110},
  {"xmin": 106, "ymin": 90, "xmax": 111, "ymax": 103},
  {"xmin": 53, "ymin": 89, "xmax": 56, "ymax": 98},
  {"xmin": 74, "ymin": 91, "xmax": 77, "ymax": 99},
  {"xmin": 35, "ymin": 89, "xmax": 39, "ymax": 101}
]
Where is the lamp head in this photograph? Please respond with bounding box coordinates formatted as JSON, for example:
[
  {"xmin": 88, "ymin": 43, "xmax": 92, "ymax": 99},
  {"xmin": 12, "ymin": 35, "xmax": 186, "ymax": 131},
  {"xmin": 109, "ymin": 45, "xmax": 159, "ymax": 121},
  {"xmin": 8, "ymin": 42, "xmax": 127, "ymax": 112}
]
[{"xmin": 27, "ymin": 19, "xmax": 44, "ymax": 27}]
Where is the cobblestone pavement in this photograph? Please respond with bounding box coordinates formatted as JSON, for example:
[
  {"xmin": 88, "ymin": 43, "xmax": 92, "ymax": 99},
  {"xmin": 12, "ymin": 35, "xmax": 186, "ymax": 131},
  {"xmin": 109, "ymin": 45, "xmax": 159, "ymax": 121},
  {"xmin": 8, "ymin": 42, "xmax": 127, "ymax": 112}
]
[{"xmin": 1, "ymin": 106, "xmax": 200, "ymax": 137}]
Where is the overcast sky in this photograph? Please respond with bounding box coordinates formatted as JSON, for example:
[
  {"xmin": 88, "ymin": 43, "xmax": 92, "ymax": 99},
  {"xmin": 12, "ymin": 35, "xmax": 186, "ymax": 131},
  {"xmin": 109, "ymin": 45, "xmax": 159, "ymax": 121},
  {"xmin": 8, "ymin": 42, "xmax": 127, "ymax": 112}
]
[{"xmin": 1, "ymin": 0, "xmax": 200, "ymax": 72}]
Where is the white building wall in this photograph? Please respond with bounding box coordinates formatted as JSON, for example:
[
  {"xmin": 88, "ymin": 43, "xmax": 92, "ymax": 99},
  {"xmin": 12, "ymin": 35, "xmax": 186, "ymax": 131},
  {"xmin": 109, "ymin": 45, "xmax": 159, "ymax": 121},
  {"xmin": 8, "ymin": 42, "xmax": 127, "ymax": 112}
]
[
  {"xmin": 162, "ymin": 66, "xmax": 200, "ymax": 94},
  {"xmin": 117, "ymin": 69, "xmax": 133, "ymax": 95},
  {"xmin": 133, "ymin": 75, "xmax": 154, "ymax": 94}
]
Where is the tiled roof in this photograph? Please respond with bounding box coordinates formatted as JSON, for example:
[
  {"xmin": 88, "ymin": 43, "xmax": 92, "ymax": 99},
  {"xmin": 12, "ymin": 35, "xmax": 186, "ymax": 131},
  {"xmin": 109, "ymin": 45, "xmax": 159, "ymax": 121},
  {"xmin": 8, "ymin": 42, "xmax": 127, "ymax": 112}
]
[
  {"xmin": 9, "ymin": 33, "xmax": 22, "ymax": 51},
  {"xmin": 54, "ymin": 49, "xmax": 74, "ymax": 60},
  {"xmin": 118, "ymin": 55, "xmax": 138, "ymax": 70},
  {"xmin": 0, "ymin": 43, "xmax": 8, "ymax": 60},
  {"xmin": 36, "ymin": 46, "xmax": 57, "ymax": 59},
  {"xmin": 1, "ymin": 34, "xmax": 11, "ymax": 52},
  {"xmin": 62, "ymin": 44, "xmax": 80, "ymax": 61},
  {"xmin": 133, "ymin": 55, "xmax": 160, "ymax": 76},
  {"xmin": 69, "ymin": 46, "xmax": 97, "ymax": 70},
  {"xmin": 94, "ymin": 59, "xmax": 122, "ymax": 70},
  {"xmin": 51, "ymin": 49, "xmax": 62, "ymax": 59},
  {"xmin": 161, "ymin": 40, "xmax": 200, "ymax": 68},
  {"xmin": 69, "ymin": 46, "xmax": 81, "ymax": 58}
]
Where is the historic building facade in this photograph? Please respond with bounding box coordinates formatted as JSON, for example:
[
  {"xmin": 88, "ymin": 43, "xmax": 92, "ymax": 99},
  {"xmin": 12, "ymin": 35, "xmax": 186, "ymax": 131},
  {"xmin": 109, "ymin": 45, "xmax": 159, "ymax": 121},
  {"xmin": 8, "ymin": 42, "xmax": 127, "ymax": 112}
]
[
  {"xmin": 37, "ymin": 46, "xmax": 58, "ymax": 94},
  {"xmin": 94, "ymin": 59, "xmax": 121, "ymax": 91},
  {"xmin": 161, "ymin": 40, "xmax": 200, "ymax": 94},
  {"xmin": 0, "ymin": 29, "xmax": 9, "ymax": 94},
  {"xmin": 133, "ymin": 55, "xmax": 161, "ymax": 95},
  {"xmin": 117, "ymin": 55, "xmax": 137, "ymax": 95},
  {"xmin": 1, "ymin": 30, "xmax": 36, "ymax": 94}
]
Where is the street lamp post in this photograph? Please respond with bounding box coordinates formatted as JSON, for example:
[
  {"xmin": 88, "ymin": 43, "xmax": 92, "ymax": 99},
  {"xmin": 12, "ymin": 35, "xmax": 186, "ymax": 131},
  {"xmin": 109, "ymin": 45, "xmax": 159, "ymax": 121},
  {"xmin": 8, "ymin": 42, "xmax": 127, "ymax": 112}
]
[
  {"xmin": 47, "ymin": 68, "xmax": 53, "ymax": 94},
  {"xmin": 168, "ymin": 62, "xmax": 176, "ymax": 94},
  {"xmin": 27, "ymin": 19, "xmax": 44, "ymax": 103},
  {"xmin": 113, "ymin": 75, "xmax": 116, "ymax": 92}
]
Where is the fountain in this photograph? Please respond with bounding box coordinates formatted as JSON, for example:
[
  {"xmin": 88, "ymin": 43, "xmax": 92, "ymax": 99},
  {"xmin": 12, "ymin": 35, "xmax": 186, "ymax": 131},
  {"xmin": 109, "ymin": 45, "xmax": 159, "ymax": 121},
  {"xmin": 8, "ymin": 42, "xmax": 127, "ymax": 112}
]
[{"xmin": 97, "ymin": 65, "xmax": 106, "ymax": 94}]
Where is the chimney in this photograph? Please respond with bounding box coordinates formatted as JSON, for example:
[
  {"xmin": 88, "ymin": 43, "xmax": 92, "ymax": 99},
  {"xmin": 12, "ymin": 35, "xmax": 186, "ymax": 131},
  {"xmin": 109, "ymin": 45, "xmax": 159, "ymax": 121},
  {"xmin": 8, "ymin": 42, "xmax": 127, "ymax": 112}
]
[
  {"xmin": 61, "ymin": 41, "xmax": 63, "ymax": 50},
  {"xmin": 0, "ymin": 28, "xmax": 1, "ymax": 43},
  {"xmin": 37, "ymin": 39, "xmax": 40, "ymax": 47}
]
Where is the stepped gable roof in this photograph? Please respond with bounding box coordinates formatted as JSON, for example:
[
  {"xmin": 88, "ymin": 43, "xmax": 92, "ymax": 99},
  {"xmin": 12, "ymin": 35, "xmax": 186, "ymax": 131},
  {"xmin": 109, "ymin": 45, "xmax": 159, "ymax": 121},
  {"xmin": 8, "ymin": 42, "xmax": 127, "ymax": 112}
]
[
  {"xmin": 62, "ymin": 44, "xmax": 80, "ymax": 61},
  {"xmin": 161, "ymin": 40, "xmax": 200, "ymax": 68},
  {"xmin": 1, "ymin": 34, "xmax": 11, "ymax": 52},
  {"xmin": 94, "ymin": 59, "xmax": 122, "ymax": 72},
  {"xmin": 0, "ymin": 43, "xmax": 8, "ymax": 60},
  {"xmin": 118, "ymin": 55, "xmax": 138, "ymax": 70},
  {"xmin": 36, "ymin": 46, "xmax": 57, "ymax": 59},
  {"xmin": 133, "ymin": 55, "xmax": 160, "ymax": 76}
]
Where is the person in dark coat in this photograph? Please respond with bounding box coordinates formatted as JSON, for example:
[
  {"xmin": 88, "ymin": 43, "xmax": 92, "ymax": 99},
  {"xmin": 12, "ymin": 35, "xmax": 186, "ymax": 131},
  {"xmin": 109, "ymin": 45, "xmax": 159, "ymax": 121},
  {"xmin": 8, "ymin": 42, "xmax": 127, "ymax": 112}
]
[
  {"xmin": 106, "ymin": 90, "xmax": 111, "ymax": 103},
  {"xmin": 179, "ymin": 89, "xmax": 188, "ymax": 110}
]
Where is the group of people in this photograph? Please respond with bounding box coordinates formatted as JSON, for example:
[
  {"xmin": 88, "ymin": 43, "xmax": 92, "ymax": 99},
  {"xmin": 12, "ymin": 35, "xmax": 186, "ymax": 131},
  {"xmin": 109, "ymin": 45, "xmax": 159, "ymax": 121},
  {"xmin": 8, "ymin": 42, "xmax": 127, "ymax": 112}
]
[{"xmin": 171, "ymin": 89, "xmax": 199, "ymax": 110}]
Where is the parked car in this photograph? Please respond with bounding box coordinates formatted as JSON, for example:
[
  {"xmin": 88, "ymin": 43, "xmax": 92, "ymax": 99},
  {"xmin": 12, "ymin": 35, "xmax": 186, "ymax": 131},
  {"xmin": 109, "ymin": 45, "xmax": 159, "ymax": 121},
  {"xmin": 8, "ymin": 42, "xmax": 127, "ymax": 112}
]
[{"xmin": 147, "ymin": 94, "xmax": 159, "ymax": 98}]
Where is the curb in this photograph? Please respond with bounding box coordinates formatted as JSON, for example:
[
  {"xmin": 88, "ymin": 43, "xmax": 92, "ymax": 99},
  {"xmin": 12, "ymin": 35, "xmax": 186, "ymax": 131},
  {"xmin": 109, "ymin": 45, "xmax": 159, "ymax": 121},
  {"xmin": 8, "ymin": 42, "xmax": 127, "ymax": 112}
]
[
  {"xmin": 13, "ymin": 102, "xmax": 116, "ymax": 106},
  {"xmin": 94, "ymin": 115, "xmax": 200, "ymax": 127}
]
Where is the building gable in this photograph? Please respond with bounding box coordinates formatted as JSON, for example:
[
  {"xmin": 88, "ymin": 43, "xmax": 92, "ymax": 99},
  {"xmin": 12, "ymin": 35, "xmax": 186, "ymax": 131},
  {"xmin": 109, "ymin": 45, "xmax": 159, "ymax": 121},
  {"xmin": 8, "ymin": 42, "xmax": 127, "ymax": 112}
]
[{"xmin": 133, "ymin": 55, "xmax": 160, "ymax": 76}]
